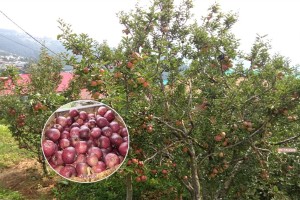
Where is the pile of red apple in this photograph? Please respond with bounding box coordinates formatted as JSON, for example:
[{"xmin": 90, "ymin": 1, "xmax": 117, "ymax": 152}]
[{"xmin": 42, "ymin": 105, "xmax": 129, "ymax": 182}]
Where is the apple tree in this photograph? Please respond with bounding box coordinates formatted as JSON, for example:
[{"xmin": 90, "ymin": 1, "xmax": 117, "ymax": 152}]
[
  {"xmin": 55, "ymin": 0, "xmax": 300, "ymax": 199},
  {"xmin": 0, "ymin": 48, "xmax": 67, "ymax": 174}
]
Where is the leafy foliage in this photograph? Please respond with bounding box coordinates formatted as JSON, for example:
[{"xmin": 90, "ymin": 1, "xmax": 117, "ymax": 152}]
[
  {"xmin": 54, "ymin": 0, "xmax": 300, "ymax": 199},
  {"xmin": 0, "ymin": 0, "xmax": 299, "ymax": 199},
  {"xmin": 0, "ymin": 49, "xmax": 67, "ymax": 173}
]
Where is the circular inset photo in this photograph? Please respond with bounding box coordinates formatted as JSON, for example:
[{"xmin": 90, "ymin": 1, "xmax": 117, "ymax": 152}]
[{"xmin": 41, "ymin": 100, "xmax": 129, "ymax": 183}]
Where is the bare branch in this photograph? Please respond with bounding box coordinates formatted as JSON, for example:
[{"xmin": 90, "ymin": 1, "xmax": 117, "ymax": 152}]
[
  {"xmin": 186, "ymin": 135, "xmax": 206, "ymax": 150},
  {"xmin": 256, "ymin": 147, "xmax": 271, "ymax": 152},
  {"xmin": 224, "ymin": 122, "xmax": 266, "ymax": 149},
  {"xmin": 187, "ymin": 79, "xmax": 195, "ymax": 135},
  {"xmin": 181, "ymin": 118, "xmax": 188, "ymax": 133},
  {"xmin": 215, "ymin": 147, "xmax": 251, "ymax": 199},
  {"xmin": 198, "ymin": 152, "xmax": 215, "ymax": 165},
  {"xmin": 215, "ymin": 160, "xmax": 243, "ymax": 199},
  {"xmin": 154, "ymin": 116, "xmax": 186, "ymax": 135},
  {"xmin": 188, "ymin": 78, "xmax": 193, "ymax": 109},
  {"xmin": 175, "ymin": 173, "xmax": 194, "ymax": 193},
  {"xmin": 144, "ymin": 141, "xmax": 182, "ymax": 163},
  {"xmin": 270, "ymin": 134, "xmax": 300, "ymax": 145}
]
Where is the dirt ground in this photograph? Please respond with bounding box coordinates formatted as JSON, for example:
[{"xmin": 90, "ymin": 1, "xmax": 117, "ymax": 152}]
[{"xmin": 0, "ymin": 158, "xmax": 57, "ymax": 200}]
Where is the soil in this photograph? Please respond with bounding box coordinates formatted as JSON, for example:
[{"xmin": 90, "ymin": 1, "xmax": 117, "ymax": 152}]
[{"xmin": 0, "ymin": 159, "xmax": 58, "ymax": 200}]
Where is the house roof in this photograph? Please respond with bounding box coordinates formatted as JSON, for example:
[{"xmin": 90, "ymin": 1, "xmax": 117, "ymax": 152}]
[
  {"xmin": 0, "ymin": 72, "xmax": 92, "ymax": 99},
  {"xmin": 56, "ymin": 72, "xmax": 73, "ymax": 92}
]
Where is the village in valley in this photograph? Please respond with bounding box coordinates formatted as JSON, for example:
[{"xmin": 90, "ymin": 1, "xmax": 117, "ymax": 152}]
[{"xmin": 0, "ymin": 50, "xmax": 29, "ymax": 73}]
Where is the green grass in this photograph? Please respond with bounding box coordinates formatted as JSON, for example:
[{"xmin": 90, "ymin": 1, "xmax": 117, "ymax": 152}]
[
  {"xmin": 0, "ymin": 188, "xmax": 25, "ymax": 200},
  {"xmin": 0, "ymin": 125, "xmax": 33, "ymax": 169}
]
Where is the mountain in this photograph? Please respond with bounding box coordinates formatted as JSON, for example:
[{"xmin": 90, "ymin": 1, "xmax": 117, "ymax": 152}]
[{"xmin": 0, "ymin": 28, "xmax": 65, "ymax": 59}]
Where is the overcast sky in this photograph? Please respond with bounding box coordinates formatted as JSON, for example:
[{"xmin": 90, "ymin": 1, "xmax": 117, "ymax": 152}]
[{"xmin": 1, "ymin": 0, "xmax": 300, "ymax": 65}]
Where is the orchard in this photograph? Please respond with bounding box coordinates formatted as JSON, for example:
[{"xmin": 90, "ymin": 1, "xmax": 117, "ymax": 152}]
[{"xmin": 1, "ymin": 0, "xmax": 300, "ymax": 199}]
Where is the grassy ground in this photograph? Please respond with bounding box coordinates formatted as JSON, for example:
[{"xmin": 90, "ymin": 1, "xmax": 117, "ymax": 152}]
[
  {"xmin": 0, "ymin": 125, "xmax": 56, "ymax": 200},
  {"xmin": 0, "ymin": 188, "xmax": 24, "ymax": 200},
  {"xmin": 0, "ymin": 125, "xmax": 31, "ymax": 199},
  {"xmin": 0, "ymin": 125, "xmax": 33, "ymax": 170}
]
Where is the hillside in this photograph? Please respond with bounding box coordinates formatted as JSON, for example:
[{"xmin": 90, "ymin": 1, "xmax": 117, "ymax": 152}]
[{"xmin": 0, "ymin": 28, "xmax": 65, "ymax": 59}]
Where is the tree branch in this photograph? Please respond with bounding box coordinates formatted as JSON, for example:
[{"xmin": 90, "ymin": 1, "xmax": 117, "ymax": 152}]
[
  {"xmin": 215, "ymin": 160, "xmax": 243, "ymax": 199},
  {"xmin": 144, "ymin": 140, "xmax": 182, "ymax": 163},
  {"xmin": 154, "ymin": 116, "xmax": 186, "ymax": 135},
  {"xmin": 224, "ymin": 121, "xmax": 266, "ymax": 149},
  {"xmin": 175, "ymin": 173, "xmax": 194, "ymax": 193},
  {"xmin": 270, "ymin": 134, "xmax": 300, "ymax": 145},
  {"xmin": 215, "ymin": 147, "xmax": 251, "ymax": 199}
]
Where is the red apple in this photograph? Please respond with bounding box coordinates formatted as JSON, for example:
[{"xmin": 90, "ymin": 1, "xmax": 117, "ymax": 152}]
[
  {"xmin": 70, "ymin": 137, "xmax": 80, "ymax": 147},
  {"xmin": 104, "ymin": 110, "xmax": 115, "ymax": 122},
  {"xmin": 92, "ymin": 161, "xmax": 106, "ymax": 173},
  {"xmin": 96, "ymin": 117, "xmax": 109, "ymax": 128},
  {"xmin": 214, "ymin": 135, "xmax": 223, "ymax": 142},
  {"xmin": 69, "ymin": 108, "xmax": 79, "ymax": 118},
  {"xmin": 45, "ymin": 128, "xmax": 61, "ymax": 142},
  {"xmin": 50, "ymin": 151, "xmax": 64, "ymax": 166},
  {"xmin": 88, "ymin": 147, "xmax": 103, "ymax": 159},
  {"xmin": 83, "ymin": 67, "xmax": 89, "ymax": 74},
  {"xmin": 105, "ymin": 153, "xmax": 120, "ymax": 168},
  {"xmin": 143, "ymin": 81, "xmax": 149, "ymax": 88},
  {"xmin": 59, "ymin": 138, "xmax": 70, "ymax": 149},
  {"xmin": 87, "ymin": 119, "xmax": 97, "ymax": 129},
  {"xmin": 127, "ymin": 62, "xmax": 134, "ymax": 69},
  {"xmin": 87, "ymin": 154, "xmax": 99, "ymax": 167},
  {"xmin": 79, "ymin": 125, "xmax": 90, "ymax": 139},
  {"xmin": 60, "ymin": 130, "xmax": 70, "ymax": 139},
  {"xmin": 91, "ymin": 127, "xmax": 101, "ymax": 139},
  {"xmin": 88, "ymin": 113, "xmax": 96, "ymax": 120},
  {"xmin": 70, "ymin": 122, "xmax": 80, "ymax": 128},
  {"xmin": 75, "ymin": 141, "xmax": 88, "ymax": 154},
  {"xmin": 135, "ymin": 176, "xmax": 141, "ymax": 182},
  {"xmin": 70, "ymin": 127, "xmax": 80, "ymax": 139},
  {"xmin": 79, "ymin": 111, "xmax": 88, "ymax": 121},
  {"xmin": 62, "ymin": 147, "xmax": 76, "ymax": 164},
  {"xmin": 110, "ymin": 121, "xmax": 120, "ymax": 132},
  {"xmin": 52, "ymin": 124, "xmax": 63, "ymax": 133},
  {"xmin": 74, "ymin": 154, "xmax": 87, "ymax": 164},
  {"xmin": 60, "ymin": 165, "xmax": 76, "ymax": 178},
  {"xmin": 110, "ymin": 133, "xmax": 123, "ymax": 147},
  {"xmin": 98, "ymin": 136, "xmax": 111, "ymax": 149},
  {"xmin": 42, "ymin": 140, "xmax": 57, "ymax": 157},
  {"xmin": 118, "ymin": 142, "xmax": 128, "ymax": 156},
  {"xmin": 66, "ymin": 116, "xmax": 73, "ymax": 126},
  {"xmin": 76, "ymin": 118, "xmax": 84, "ymax": 126},
  {"xmin": 102, "ymin": 126, "xmax": 113, "ymax": 137},
  {"xmin": 90, "ymin": 80, "xmax": 97, "ymax": 86},
  {"xmin": 140, "ymin": 175, "xmax": 147, "ymax": 182},
  {"xmin": 76, "ymin": 162, "xmax": 88, "ymax": 177},
  {"xmin": 97, "ymin": 106, "xmax": 108, "ymax": 116},
  {"xmin": 56, "ymin": 116, "xmax": 67, "ymax": 127},
  {"xmin": 119, "ymin": 127, "xmax": 128, "ymax": 137}
]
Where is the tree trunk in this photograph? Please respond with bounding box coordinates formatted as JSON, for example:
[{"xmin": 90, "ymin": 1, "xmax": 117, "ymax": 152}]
[
  {"xmin": 38, "ymin": 148, "xmax": 48, "ymax": 176},
  {"xmin": 42, "ymin": 157, "xmax": 49, "ymax": 175},
  {"xmin": 190, "ymin": 145, "xmax": 201, "ymax": 200},
  {"xmin": 126, "ymin": 174, "xmax": 133, "ymax": 200}
]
